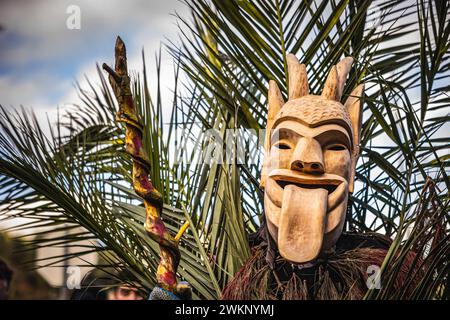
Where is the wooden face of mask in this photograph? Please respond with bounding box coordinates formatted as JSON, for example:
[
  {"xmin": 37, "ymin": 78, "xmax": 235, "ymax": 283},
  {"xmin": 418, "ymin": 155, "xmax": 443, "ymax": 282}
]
[
  {"xmin": 260, "ymin": 54, "xmax": 364, "ymax": 265},
  {"xmin": 264, "ymin": 118, "xmax": 352, "ymax": 264}
]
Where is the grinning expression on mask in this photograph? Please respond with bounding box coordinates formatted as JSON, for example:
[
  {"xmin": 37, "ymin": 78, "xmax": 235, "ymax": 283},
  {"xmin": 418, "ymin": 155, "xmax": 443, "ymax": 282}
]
[{"xmin": 261, "ymin": 54, "xmax": 364, "ymax": 265}]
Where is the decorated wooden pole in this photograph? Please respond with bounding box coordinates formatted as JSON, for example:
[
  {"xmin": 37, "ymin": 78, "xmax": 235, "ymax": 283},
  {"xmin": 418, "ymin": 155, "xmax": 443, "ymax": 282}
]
[{"xmin": 103, "ymin": 36, "xmax": 189, "ymax": 294}]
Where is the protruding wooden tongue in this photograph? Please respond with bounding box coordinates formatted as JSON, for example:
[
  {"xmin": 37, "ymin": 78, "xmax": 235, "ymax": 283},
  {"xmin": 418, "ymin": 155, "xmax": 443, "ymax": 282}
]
[{"xmin": 278, "ymin": 185, "xmax": 328, "ymax": 263}]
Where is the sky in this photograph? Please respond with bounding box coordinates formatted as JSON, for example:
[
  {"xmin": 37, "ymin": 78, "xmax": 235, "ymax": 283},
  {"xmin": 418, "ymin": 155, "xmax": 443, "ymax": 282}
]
[{"xmin": 0, "ymin": 0, "xmax": 189, "ymax": 125}]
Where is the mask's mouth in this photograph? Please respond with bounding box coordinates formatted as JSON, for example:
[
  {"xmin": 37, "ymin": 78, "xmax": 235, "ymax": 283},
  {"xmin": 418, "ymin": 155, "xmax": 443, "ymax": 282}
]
[
  {"xmin": 266, "ymin": 169, "xmax": 346, "ymax": 211},
  {"xmin": 264, "ymin": 169, "xmax": 348, "ymax": 264},
  {"xmin": 276, "ymin": 180, "xmax": 338, "ymax": 194}
]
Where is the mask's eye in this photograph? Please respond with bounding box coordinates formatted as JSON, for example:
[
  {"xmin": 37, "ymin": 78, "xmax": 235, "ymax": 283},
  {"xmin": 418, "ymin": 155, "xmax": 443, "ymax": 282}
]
[
  {"xmin": 273, "ymin": 142, "xmax": 291, "ymax": 150},
  {"xmin": 327, "ymin": 144, "xmax": 346, "ymax": 151}
]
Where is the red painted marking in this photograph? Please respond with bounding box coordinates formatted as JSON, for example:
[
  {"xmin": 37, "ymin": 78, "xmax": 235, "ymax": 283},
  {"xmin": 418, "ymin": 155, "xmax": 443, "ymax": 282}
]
[
  {"xmin": 140, "ymin": 175, "xmax": 154, "ymax": 191},
  {"xmin": 133, "ymin": 136, "xmax": 143, "ymax": 154},
  {"xmin": 126, "ymin": 96, "xmax": 135, "ymax": 110},
  {"xmin": 159, "ymin": 271, "xmax": 176, "ymax": 287},
  {"xmin": 150, "ymin": 219, "xmax": 167, "ymax": 237}
]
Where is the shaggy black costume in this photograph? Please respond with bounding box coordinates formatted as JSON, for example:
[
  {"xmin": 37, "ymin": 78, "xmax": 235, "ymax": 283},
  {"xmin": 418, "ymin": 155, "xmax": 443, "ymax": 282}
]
[{"xmin": 222, "ymin": 214, "xmax": 418, "ymax": 300}]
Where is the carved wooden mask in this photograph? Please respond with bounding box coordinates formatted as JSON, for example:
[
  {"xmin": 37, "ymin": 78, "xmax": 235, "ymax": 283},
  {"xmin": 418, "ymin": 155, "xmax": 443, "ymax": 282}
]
[{"xmin": 261, "ymin": 54, "xmax": 364, "ymax": 265}]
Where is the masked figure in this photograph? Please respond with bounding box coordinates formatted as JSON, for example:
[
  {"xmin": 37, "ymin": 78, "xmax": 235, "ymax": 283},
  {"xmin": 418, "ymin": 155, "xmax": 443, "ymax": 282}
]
[
  {"xmin": 222, "ymin": 54, "xmax": 397, "ymax": 299},
  {"xmin": 261, "ymin": 54, "xmax": 363, "ymax": 265}
]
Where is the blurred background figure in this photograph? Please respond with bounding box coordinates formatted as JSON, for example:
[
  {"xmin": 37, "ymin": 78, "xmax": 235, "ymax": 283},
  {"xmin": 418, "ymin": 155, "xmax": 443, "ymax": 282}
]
[
  {"xmin": 105, "ymin": 270, "xmax": 145, "ymax": 300},
  {"xmin": 70, "ymin": 269, "xmax": 145, "ymax": 300},
  {"xmin": 0, "ymin": 233, "xmax": 58, "ymax": 299},
  {"xmin": 107, "ymin": 285, "xmax": 143, "ymax": 300},
  {"xmin": 0, "ymin": 259, "xmax": 13, "ymax": 300}
]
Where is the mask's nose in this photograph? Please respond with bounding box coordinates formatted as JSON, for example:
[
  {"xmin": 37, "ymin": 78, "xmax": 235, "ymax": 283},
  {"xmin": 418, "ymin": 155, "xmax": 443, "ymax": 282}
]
[{"xmin": 290, "ymin": 137, "xmax": 324, "ymax": 174}]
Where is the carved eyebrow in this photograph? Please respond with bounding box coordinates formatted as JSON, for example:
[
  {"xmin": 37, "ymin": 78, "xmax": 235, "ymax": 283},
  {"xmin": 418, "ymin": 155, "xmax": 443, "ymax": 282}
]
[
  {"xmin": 316, "ymin": 130, "xmax": 351, "ymax": 149},
  {"xmin": 270, "ymin": 127, "xmax": 301, "ymax": 144},
  {"xmin": 270, "ymin": 127, "xmax": 351, "ymax": 149}
]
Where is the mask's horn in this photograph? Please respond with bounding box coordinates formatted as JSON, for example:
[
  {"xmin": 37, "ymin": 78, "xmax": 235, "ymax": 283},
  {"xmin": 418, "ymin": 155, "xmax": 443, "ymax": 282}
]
[
  {"xmin": 287, "ymin": 53, "xmax": 309, "ymax": 100},
  {"xmin": 322, "ymin": 57, "xmax": 354, "ymax": 101},
  {"xmin": 322, "ymin": 65, "xmax": 339, "ymax": 100},
  {"xmin": 336, "ymin": 57, "xmax": 353, "ymax": 101},
  {"xmin": 344, "ymin": 83, "xmax": 364, "ymax": 193},
  {"xmin": 261, "ymin": 80, "xmax": 284, "ymax": 188}
]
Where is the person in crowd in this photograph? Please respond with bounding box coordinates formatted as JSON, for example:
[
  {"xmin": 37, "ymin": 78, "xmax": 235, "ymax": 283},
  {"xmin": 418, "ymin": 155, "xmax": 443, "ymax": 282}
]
[
  {"xmin": 0, "ymin": 259, "xmax": 13, "ymax": 300},
  {"xmin": 71, "ymin": 269, "xmax": 144, "ymax": 300}
]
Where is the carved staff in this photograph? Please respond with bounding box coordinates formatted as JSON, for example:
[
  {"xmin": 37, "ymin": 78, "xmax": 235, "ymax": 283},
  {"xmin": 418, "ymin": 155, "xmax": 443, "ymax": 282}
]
[{"xmin": 103, "ymin": 36, "xmax": 189, "ymax": 293}]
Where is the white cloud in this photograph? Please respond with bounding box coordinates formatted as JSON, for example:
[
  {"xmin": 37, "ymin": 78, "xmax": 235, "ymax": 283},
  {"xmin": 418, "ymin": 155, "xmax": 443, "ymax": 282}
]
[
  {"xmin": 0, "ymin": 0, "xmax": 189, "ymax": 129},
  {"xmin": 0, "ymin": 72, "xmax": 70, "ymax": 108},
  {"xmin": 0, "ymin": 0, "xmax": 189, "ymax": 67},
  {"xmin": 59, "ymin": 33, "xmax": 183, "ymax": 126}
]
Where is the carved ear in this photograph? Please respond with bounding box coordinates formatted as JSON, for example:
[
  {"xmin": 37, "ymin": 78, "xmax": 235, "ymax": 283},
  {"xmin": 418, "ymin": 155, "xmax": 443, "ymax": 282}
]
[
  {"xmin": 335, "ymin": 57, "xmax": 353, "ymax": 101},
  {"xmin": 344, "ymin": 84, "xmax": 364, "ymax": 193},
  {"xmin": 261, "ymin": 80, "xmax": 284, "ymax": 188},
  {"xmin": 287, "ymin": 53, "xmax": 308, "ymax": 100}
]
